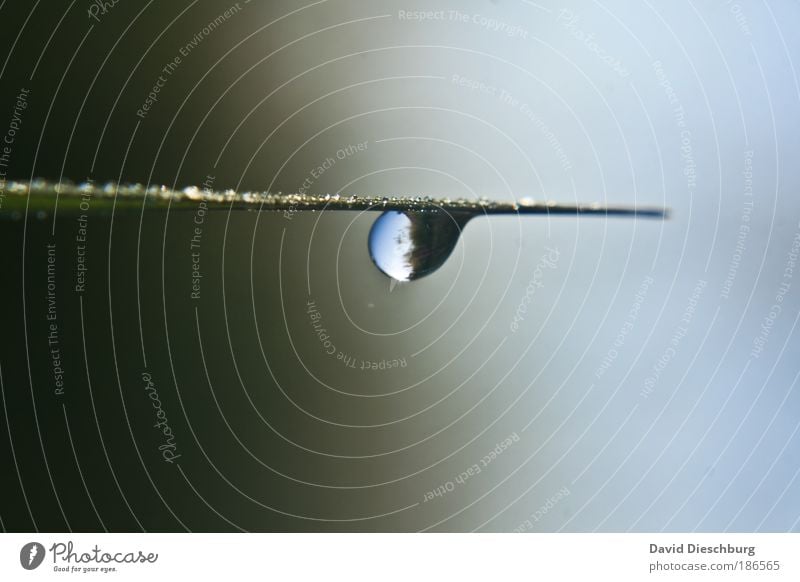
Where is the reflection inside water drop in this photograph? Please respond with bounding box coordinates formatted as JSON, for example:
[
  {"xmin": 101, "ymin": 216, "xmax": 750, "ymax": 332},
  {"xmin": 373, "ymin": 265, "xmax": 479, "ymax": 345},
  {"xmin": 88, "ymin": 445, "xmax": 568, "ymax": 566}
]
[{"xmin": 368, "ymin": 210, "xmax": 472, "ymax": 282}]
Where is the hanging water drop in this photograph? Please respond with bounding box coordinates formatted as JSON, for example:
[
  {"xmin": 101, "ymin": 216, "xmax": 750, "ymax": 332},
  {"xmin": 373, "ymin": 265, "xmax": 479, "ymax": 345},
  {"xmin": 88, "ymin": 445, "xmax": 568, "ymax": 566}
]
[{"xmin": 368, "ymin": 210, "xmax": 472, "ymax": 281}]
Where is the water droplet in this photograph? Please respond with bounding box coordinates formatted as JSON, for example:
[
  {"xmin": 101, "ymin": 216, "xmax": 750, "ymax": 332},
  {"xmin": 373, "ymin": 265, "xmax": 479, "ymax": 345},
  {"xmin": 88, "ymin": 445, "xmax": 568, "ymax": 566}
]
[{"xmin": 368, "ymin": 210, "xmax": 472, "ymax": 281}]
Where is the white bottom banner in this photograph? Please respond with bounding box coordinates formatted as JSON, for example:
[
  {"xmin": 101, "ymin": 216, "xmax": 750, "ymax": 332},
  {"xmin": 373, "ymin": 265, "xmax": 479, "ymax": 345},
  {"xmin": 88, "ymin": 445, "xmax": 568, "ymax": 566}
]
[{"xmin": 0, "ymin": 533, "xmax": 797, "ymax": 581}]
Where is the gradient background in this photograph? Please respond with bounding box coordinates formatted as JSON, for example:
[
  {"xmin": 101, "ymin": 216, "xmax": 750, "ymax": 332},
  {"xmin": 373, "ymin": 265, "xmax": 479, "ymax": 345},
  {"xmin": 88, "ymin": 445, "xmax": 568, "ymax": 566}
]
[{"xmin": 0, "ymin": 0, "xmax": 799, "ymax": 532}]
